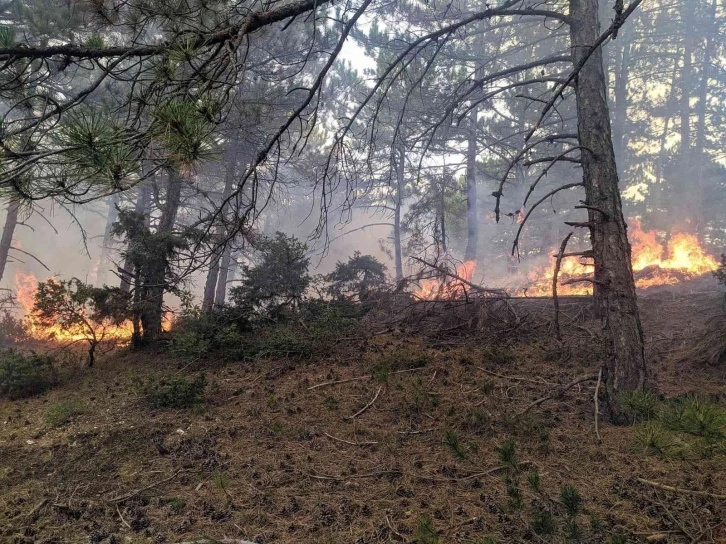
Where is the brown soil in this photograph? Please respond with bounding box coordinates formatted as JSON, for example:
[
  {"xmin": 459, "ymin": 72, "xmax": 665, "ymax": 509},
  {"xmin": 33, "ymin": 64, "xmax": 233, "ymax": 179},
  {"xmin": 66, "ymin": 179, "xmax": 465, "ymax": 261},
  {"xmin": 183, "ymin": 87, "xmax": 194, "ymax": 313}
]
[{"xmin": 0, "ymin": 286, "xmax": 724, "ymax": 544}]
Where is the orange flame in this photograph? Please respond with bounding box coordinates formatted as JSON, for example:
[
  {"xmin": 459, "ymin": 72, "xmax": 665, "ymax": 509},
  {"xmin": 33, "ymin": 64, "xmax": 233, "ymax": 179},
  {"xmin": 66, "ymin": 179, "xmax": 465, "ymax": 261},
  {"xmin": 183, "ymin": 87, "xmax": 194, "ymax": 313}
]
[
  {"xmin": 14, "ymin": 271, "xmax": 136, "ymax": 343},
  {"xmin": 519, "ymin": 219, "xmax": 718, "ymax": 296},
  {"xmin": 414, "ymin": 260, "xmax": 477, "ymax": 300}
]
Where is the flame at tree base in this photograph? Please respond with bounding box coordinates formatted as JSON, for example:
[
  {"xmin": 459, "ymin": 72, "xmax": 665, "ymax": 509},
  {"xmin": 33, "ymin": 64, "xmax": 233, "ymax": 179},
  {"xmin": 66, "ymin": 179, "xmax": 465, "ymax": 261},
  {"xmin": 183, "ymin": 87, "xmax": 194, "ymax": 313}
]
[{"xmin": 413, "ymin": 220, "xmax": 719, "ymax": 300}]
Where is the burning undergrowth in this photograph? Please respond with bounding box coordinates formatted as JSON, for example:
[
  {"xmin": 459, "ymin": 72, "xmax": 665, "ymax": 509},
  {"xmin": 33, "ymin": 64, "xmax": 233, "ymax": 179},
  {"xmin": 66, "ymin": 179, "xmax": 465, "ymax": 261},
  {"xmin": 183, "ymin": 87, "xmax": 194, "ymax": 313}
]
[{"xmin": 411, "ymin": 219, "xmax": 720, "ymax": 300}]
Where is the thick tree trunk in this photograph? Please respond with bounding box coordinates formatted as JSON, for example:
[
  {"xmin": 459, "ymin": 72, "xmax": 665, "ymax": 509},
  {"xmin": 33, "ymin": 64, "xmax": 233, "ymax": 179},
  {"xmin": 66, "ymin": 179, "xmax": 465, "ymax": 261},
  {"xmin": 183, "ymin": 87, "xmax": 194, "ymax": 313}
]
[
  {"xmin": 141, "ymin": 169, "xmax": 182, "ymax": 340},
  {"xmin": 0, "ymin": 200, "xmax": 20, "ymax": 283},
  {"xmin": 464, "ymin": 109, "xmax": 478, "ymax": 262},
  {"xmin": 570, "ymin": 0, "xmax": 646, "ymax": 423},
  {"xmin": 96, "ymin": 194, "xmax": 120, "ymax": 286},
  {"xmin": 202, "ymin": 156, "xmax": 236, "ymax": 312},
  {"xmin": 393, "ymin": 147, "xmax": 404, "ymax": 282},
  {"xmin": 120, "ymin": 182, "xmax": 152, "ymax": 293}
]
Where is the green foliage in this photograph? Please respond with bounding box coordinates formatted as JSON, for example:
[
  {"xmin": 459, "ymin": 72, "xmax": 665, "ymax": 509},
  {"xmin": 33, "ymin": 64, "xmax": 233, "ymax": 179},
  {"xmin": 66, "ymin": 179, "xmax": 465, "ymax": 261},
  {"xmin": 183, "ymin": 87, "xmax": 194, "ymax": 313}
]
[
  {"xmin": 633, "ymin": 422, "xmax": 684, "ymax": 459},
  {"xmin": 45, "ymin": 400, "xmax": 84, "ymax": 427},
  {"xmin": 496, "ymin": 439, "xmax": 519, "ymax": 470},
  {"xmin": 559, "ymin": 486, "xmax": 582, "ymax": 516},
  {"xmin": 414, "ymin": 515, "xmax": 440, "ymax": 544},
  {"xmin": 443, "ymin": 430, "xmax": 468, "ymax": 460},
  {"xmin": 0, "ymin": 311, "xmax": 31, "ymax": 346},
  {"xmin": 324, "ymin": 252, "xmax": 388, "ymax": 301},
  {"xmin": 0, "ymin": 26, "xmax": 15, "ymax": 47},
  {"xmin": 618, "ymin": 390, "xmax": 658, "ymax": 422},
  {"xmin": 662, "ymin": 395, "xmax": 726, "ymax": 441},
  {"xmin": 151, "ymin": 99, "xmax": 216, "ymax": 165},
  {"xmin": 526, "ymin": 466, "xmax": 542, "ymax": 493},
  {"xmin": 231, "ymin": 232, "xmax": 311, "ymax": 319},
  {"xmin": 0, "ymin": 350, "xmax": 55, "ymax": 399},
  {"xmin": 148, "ymin": 374, "xmax": 207, "ymax": 409},
  {"xmin": 54, "ymin": 109, "xmax": 138, "ymax": 187},
  {"xmin": 531, "ymin": 509, "xmax": 555, "ymax": 536},
  {"xmin": 86, "ymin": 34, "xmax": 105, "ymax": 48}
]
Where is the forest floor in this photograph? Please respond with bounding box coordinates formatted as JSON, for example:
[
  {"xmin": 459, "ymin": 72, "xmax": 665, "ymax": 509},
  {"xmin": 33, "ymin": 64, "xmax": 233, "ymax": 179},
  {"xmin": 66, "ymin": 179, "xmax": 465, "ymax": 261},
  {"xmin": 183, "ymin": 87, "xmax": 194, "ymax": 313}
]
[{"xmin": 0, "ymin": 283, "xmax": 725, "ymax": 544}]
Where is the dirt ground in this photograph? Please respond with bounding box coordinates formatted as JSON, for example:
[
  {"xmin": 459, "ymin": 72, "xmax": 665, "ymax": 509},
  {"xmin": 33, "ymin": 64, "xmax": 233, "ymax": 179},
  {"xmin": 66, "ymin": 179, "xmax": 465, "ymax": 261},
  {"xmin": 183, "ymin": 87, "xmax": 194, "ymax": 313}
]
[{"xmin": 0, "ymin": 285, "xmax": 724, "ymax": 544}]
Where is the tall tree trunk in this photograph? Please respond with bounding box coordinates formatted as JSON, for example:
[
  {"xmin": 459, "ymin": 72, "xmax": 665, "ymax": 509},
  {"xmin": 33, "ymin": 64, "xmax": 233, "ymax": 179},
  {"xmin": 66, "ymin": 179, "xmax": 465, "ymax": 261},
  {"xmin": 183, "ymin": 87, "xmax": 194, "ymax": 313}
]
[
  {"xmin": 202, "ymin": 155, "xmax": 237, "ymax": 312},
  {"xmin": 464, "ymin": 109, "xmax": 478, "ymax": 262},
  {"xmin": 96, "ymin": 194, "xmax": 120, "ymax": 286},
  {"xmin": 570, "ymin": 0, "xmax": 646, "ymax": 423},
  {"xmin": 611, "ymin": 26, "xmax": 632, "ymax": 169},
  {"xmin": 120, "ymin": 182, "xmax": 152, "ymax": 293},
  {"xmin": 0, "ymin": 200, "xmax": 20, "ymax": 283},
  {"xmin": 393, "ymin": 147, "xmax": 404, "ymax": 282},
  {"xmin": 214, "ymin": 245, "xmax": 234, "ymax": 306},
  {"xmin": 691, "ymin": 0, "xmax": 717, "ymax": 238},
  {"xmin": 141, "ymin": 169, "xmax": 182, "ymax": 341},
  {"xmin": 677, "ymin": 0, "xmax": 696, "ymax": 233}
]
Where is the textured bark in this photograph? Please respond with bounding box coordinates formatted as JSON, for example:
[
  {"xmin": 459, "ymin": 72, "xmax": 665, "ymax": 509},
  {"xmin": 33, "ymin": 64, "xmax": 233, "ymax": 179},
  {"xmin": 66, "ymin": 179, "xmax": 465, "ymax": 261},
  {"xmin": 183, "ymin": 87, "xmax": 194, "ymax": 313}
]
[
  {"xmin": 0, "ymin": 200, "xmax": 20, "ymax": 283},
  {"xmin": 570, "ymin": 0, "xmax": 646, "ymax": 423},
  {"xmin": 464, "ymin": 109, "xmax": 478, "ymax": 262},
  {"xmin": 611, "ymin": 27, "xmax": 631, "ymax": 168},
  {"xmin": 214, "ymin": 244, "xmax": 234, "ymax": 306},
  {"xmin": 202, "ymin": 156, "xmax": 236, "ymax": 312},
  {"xmin": 141, "ymin": 169, "xmax": 182, "ymax": 340}
]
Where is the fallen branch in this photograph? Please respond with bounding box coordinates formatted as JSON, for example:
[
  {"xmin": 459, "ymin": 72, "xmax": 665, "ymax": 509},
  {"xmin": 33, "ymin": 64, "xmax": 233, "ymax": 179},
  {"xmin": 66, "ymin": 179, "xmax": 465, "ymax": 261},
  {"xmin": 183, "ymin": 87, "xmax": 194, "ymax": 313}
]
[
  {"xmin": 636, "ymin": 478, "xmax": 726, "ymax": 500},
  {"xmin": 324, "ymin": 432, "xmax": 378, "ymax": 446},
  {"xmin": 345, "ymin": 386, "xmax": 383, "ymax": 420},
  {"xmin": 520, "ymin": 374, "xmax": 598, "ymax": 415},
  {"xmin": 306, "ymin": 469, "xmax": 401, "ymax": 482},
  {"xmin": 108, "ymin": 470, "xmax": 183, "ymax": 503},
  {"xmin": 308, "ymin": 367, "xmax": 424, "ymax": 390},
  {"xmin": 410, "ymin": 255, "xmax": 507, "ymax": 297}
]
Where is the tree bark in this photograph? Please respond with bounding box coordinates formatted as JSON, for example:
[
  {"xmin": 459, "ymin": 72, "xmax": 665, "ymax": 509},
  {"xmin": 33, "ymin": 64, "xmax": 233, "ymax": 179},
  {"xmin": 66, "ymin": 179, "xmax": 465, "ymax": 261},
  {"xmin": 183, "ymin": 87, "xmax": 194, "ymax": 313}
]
[
  {"xmin": 393, "ymin": 146, "xmax": 404, "ymax": 282},
  {"xmin": 676, "ymin": 0, "xmax": 696, "ymax": 233},
  {"xmin": 0, "ymin": 200, "xmax": 20, "ymax": 283},
  {"xmin": 214, "ymin": 245, "xmax": 234, "ymax": 306},
  {"xmin": 141, "ymin": 168, "xmax": 182, "ymax": 340},
  {"xmin": 570, "ymin": 0, "xmax": 646, "ymax": 423},
  {"xmin": 202, "ymin": 155, "xmax": 237, "ymax": 312},
  {"xmin": 464, "ymin": 109, "xmax": 478, "ymax": 262}
]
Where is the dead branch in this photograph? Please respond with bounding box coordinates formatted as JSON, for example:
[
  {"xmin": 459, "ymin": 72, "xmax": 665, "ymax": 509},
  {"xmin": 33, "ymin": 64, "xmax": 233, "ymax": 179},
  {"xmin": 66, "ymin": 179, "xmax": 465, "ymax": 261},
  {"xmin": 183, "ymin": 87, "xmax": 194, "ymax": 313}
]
[
  {"xmin": 409, "ymin": 255, "xmax": 507, "ymax": 297},
  {"xmin": 108, "ymin": 470, "xmax": 183, "ymax": 504},
  {"xmin": 520, "ymin": 373, "xmax": 598, "ymax": 415},
  {"xmin": 324, "ymin": 432, "xmax": 378, "ymax": 446},
  {"xmin": 345, "ymin": 386, "xmax": 383, "ymax": 420},
  {"xmin": 308, "ymin": 367, "xmax": 424, "ymax": 390},
  {"xmin": 553, "ymin": 232, "xmax": 574, "ymax": 339},
  {"xmin": 636, "ymin": 479, "xmax": 726, "ymax": 500}
]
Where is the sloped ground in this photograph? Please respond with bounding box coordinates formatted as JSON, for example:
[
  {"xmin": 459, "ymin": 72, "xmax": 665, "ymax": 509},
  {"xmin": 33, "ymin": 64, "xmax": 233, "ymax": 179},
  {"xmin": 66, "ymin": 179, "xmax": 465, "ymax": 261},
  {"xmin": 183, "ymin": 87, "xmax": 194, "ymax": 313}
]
[{"xmin": 0, "ymin": 285, "xmax": 724, "ymax": 544}]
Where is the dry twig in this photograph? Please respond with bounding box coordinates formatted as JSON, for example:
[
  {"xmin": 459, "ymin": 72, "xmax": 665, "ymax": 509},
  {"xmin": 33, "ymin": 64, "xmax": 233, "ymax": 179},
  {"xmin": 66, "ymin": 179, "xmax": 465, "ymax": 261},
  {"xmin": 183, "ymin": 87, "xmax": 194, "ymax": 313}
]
[
  {"xmin": 520, "ymin": 374, "xmax": 598, "ymax": 415},
  {"xmin": 637, "ymin": 478, "xmax": 726, "ymax": 500},
  {"xmin": 345, "ymin": 386, "xmax": 383, "ymax": 420}
]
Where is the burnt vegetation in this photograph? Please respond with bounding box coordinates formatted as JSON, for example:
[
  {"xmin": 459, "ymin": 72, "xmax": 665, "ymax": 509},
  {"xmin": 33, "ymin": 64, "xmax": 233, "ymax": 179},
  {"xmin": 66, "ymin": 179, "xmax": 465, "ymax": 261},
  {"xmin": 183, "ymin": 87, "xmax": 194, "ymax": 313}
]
[{"xmin": 0, "ymin": 0, "xmax": 724, "ymax": 542}]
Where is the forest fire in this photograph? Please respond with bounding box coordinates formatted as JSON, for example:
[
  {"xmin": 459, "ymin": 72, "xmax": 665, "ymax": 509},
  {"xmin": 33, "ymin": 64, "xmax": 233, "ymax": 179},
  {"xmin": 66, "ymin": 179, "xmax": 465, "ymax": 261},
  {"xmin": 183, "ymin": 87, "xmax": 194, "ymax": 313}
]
[
  {"xmin": 520, "ymin": 219, "xmax": 719, "ymax": 296},
  {"xmin": 413, "ymin": 221, "xmax": 719, "ymax": 300},
  {"xmin": 414, "ymin": 260, "xmax": 477, "ymax": 300},
  {"xmin": 13, "ymin": 271, "xmax": 135, "ymax": 343}
]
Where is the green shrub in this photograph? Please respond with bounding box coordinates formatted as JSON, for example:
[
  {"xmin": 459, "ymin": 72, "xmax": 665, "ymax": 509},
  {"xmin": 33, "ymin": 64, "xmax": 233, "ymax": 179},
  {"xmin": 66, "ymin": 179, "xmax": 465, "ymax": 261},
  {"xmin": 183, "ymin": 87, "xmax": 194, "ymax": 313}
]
[
  {"xmin": 0, "ymin": 311, "xmax": 30, "ymax": 346},
  {"xmin": 633, "ymin": 422, "xmax": 686, "ymax": 459},
  {"xmin": 531, "ymin": 509, "xmax": 555, "ymax": 535},
  {"xmin": 661, "ymin": 395, "xmax": 726, "ymax": 441},
  {"xmin": 46, "ymin": 400, "xmax": 84, "ymax": 427},
  {"xmin": 414, "ymin": 515, "xmax": 440, "ymax": 544},
  {"xmin": 148, "ymin": 374, "xmax": 207, "ymax": 409},
  {"xmin": 0, "ymin": 350, "xmax": 55, "ymax": 399},
  {"xmin": 618, "ymin": 390, "xmax": 658, "ymax": 422}
]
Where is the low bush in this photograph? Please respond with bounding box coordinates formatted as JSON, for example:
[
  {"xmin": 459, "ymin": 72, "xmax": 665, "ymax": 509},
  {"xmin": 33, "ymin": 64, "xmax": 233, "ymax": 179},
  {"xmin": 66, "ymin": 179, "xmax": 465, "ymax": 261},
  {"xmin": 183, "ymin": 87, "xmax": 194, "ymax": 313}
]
[
  {"xmin": 0, "ymin": 311, "xmax": 30, "ymax": 346},
  {"xmin": 0, "ymin": 349, "xmax": 55, "ymax": 399},
  {"xmin": 148, "ymin": 374, "xmax": 207, "ymax": 409}
]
